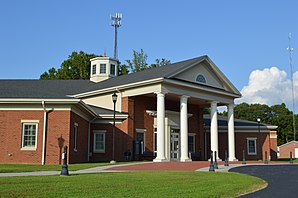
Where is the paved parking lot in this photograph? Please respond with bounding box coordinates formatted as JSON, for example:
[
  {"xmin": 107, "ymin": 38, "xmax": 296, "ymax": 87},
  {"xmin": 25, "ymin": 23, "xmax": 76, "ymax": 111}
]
[{"xmin": 230, "ymin": 164, "xmax": 298, "ymax": 198}]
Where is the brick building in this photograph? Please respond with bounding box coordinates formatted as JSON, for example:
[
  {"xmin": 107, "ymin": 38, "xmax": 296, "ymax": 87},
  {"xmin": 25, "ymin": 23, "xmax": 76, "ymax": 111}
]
[
  {"xmin": 278, "ymin": 141, "xmax": 298, "ymax": 159},
  {"xmin": 0, "ymin": 55, "xmax": 277, "ymax": 164}
]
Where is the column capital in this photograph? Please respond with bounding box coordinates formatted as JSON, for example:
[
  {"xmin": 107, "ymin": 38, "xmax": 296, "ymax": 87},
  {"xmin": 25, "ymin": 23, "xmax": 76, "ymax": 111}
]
[
  {"xmin": 210, "ymin": 101, "xmax": 219, "ymax": 105},
  {"xmin": 154, "ymin": 91, "xmax": 168, "ymax": 95},
  {"xmin": 228, "ymin": 104, "xmax": 235, "ymax": 109},
  {"xmin": 180, "ymin": 95, "xmax": 190, "ymax": 102}
]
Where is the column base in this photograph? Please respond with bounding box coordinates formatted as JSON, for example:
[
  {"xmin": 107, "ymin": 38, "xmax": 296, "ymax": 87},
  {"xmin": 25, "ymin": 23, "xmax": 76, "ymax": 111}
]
[
  {"xmin": 208, "ymin": 158, "xmax": 222, "ymax": 161},
  {"xmin": 153, "ymin": 158, "xmax": 169, "ymax": 162},
  {"xmin": 180, "ymin": 158, "xmax": 192, "ymax": 162},
  {"xmin": 228, "ymin": 158, "xmax": 238, "ymax": 162}
]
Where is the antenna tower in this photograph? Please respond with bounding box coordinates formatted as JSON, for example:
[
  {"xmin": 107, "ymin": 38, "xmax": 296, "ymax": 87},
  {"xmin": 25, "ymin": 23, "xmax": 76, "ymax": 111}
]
[
  {"xmin": 111, "ymin": 13, "xmax": 122, "ymax": 60},
  {"xmin": 287, "ymin": 33, "xmax": 296, "ymax": 141}
]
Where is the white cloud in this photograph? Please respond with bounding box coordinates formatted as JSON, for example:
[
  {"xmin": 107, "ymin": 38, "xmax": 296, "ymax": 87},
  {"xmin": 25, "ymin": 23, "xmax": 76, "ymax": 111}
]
[{"xmin": 236, "ymin": 67, "xmax": 298, "ymax": 110}]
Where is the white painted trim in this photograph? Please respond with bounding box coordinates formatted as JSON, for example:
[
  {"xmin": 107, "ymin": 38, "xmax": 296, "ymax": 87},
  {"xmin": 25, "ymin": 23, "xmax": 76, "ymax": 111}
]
[
  {"xmin": 0, "ymin": 98, "xmax": 80, "ymax": 103},
  {"xmin": 164, "ymin": 79, "xmax": 241, "ymax": 98},
  {"xmin": 247, "ymin": 137, "xmax": 257, "ymax": 155},
  {"xmin": 93, "ymin": 130, "xmax": 106, "ymax": 153},
  {"xmin": 21, "ymin": 120, "xmax": 40, "ymax": 123},
  {"xmin": 72, "ymin": 78, "xmax": 164, "ymax": 98},
  {"xmin": 21, "ymin": 122, "xmax": 38, "ymax": 150}
]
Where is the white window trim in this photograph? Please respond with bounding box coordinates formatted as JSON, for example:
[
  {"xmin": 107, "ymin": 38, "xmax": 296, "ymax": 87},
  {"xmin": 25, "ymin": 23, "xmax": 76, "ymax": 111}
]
[
  {"xmin": 110, "ymin": 64, "xmax": 116, "ymax": 75},
  {"xmin": 100, "ymin": 64, "xmax": 106, "ymax": 74},
  {"xmin": 21, "ymin": 121, "xmax": 39, "ymax": 151},
  {"xmin": 93, "ymin": 130, "xmax": 106, "ymax": 153},
  {"xmin": 247, "ymin": 137, "xmax": 257, "ymax": 155},
  {"xmin": 92, "ymin": 64, "xmax": 97, "ymax": 75},
  {"xmin": 74, "ymin": 123, "xmax": 78, "ymax": 152}
]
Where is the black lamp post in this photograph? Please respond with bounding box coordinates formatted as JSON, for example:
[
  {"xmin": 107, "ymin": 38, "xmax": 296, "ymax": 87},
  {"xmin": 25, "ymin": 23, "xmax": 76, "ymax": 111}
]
[
  {"xmin": 257, "ymin": 117, "xmax": 261, "ymax": 161},
  {"xmin": 111, "ymin": 93, "xmax": 118, "ymax": 164}
]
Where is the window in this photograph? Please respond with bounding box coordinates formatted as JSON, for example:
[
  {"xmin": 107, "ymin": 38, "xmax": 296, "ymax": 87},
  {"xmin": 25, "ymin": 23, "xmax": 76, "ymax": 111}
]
[
  {"xmin": 92, "ymin": 64, "xmax": 96, "ymax": 75},
  {"xmin": 247, "ymin": 138, "xmax": 257, "ymax": 155},
  {"xmin": 22, "ymin": 122, "xmax": 38, "ymax": 149},
  {"xmin": 188, "ymin": 134, "xmax": 196, "ymax": 153},
  {"xmin": 73, "ymin": 123, "xmax": 78, "ymax": 151},
  {"xmin": 93, "ymin": 130, "xmax": 106, "ymax": 153},
  {"xmin": 196, "ymin": 74, "xmax": 206, "ymax": 84},
  {"xmin": 100, "ymin": 64, "xmax": 106, "ymax": 74},
  {"xmin": 110, "ymin": 64, "xmax": 115, "ymax": 75},
  {"xmin": 135, "ymin": 129, "xmax": 146, "ymax": 155},
  {"xmin": 154, "ymin": 128, "xmax": 157, "ymax": 153}
]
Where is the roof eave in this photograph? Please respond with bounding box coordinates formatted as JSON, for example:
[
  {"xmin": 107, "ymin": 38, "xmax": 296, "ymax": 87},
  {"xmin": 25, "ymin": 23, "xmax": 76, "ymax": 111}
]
[{"xmin": 72, "ymin": 77, "xmax": 164, "ymax": 98}]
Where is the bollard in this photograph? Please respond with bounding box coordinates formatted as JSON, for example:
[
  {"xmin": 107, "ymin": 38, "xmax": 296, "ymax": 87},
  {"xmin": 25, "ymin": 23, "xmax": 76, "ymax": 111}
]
[
  {"xmin": 60, "ymin": 146, "xmax": 69, "ymax": 176},
  {"xmin": 224, "ymin": 150, "xmax": 229, "ymax": 166},
  {"xmin": 290, "ymin": 151, "xmax": 293, "ymax": 164},
  {"xmin": 264, "ymin": 151, "xmax": 268, "ymax": 164},
  {"xmin": 214, "ymin": 151, "xmax": 218, "ymax": 169},
  {"xmin": 242, "ymin": 150, "xmax": 246, "ymax": 165},
  {"xmin": 209, "ymin": 150, "xmax": 215, "ymax": 172}
]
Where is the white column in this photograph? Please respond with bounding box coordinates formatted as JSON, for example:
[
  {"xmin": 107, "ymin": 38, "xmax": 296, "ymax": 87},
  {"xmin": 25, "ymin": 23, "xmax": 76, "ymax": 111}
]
[
  {"xmin": 153, "ymin": 92, "xmax": 167, "ymax": 162},
  {"xmin": 180, "ymin": 96, "xmax": 191, "ymax": 162},
  {"xmin": 210, "ymin": 101, "xmax": 219, "ymax": 160},
  {"xmin": 228, "ymin": 104, "xmax": 237, "ymax": 161}
]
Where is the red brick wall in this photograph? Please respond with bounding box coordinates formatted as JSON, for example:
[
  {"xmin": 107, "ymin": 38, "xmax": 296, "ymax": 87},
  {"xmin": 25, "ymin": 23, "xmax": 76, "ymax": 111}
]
[
  {"xmin": 0, "ymin": 110, "xmax": 72, "ymax": 164},
  {"xmin": 235, "ymin": 133, "xmax": 271, "ymax": 161},
  {"xmin": 279, "ymin": 142, "xmax": 298, "ymax": 158},
  {"xmin": 45, "ymin": 111, "xmax": 71, "ymax": 164},
  {"xmin": 0, "ymin": 110, "xmax": 44, "ymax": 164},
  {"xmin": 68, "ymin": 112, "xmax": 89, "ymax": 164}
]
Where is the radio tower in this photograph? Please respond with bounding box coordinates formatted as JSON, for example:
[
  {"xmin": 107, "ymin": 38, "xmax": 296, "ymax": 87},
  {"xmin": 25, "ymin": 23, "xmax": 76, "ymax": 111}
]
[
  {"xmin": 287, "ymin": 33, "xmax": 296, "ymax": 141},
  {"xmin": 111, "ymin": 13, "xmax": 122, "ymax": 60}
]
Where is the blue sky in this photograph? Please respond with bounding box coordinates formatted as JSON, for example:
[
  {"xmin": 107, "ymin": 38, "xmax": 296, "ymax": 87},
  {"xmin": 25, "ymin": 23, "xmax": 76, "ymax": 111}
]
[{"xmin": 1, "ymin": 1, "xmax": 298, "ymax": 108}]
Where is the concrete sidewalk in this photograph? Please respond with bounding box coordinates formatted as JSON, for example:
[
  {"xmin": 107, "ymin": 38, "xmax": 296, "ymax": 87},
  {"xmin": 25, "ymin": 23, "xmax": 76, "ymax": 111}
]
[{"xmin": 0, "ymin": 162, "xmax": 148, "ymax": 177}]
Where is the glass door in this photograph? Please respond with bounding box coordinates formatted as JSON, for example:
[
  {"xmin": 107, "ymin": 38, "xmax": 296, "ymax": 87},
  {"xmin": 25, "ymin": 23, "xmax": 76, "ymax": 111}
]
[{"xmin": 170, "ymin": 128, "xmax": 180, "ymax": 160}]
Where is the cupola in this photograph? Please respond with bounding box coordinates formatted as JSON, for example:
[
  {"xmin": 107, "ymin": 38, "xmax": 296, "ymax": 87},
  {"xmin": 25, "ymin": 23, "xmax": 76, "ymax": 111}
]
[{"xmin": 90, "ymin": 56, "xmax": 118, "ymax": 83}]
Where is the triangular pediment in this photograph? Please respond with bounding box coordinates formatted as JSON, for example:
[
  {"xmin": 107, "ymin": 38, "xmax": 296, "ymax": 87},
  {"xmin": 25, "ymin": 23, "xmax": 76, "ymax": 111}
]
[{"xmin": 168, "ymin": 56, "xmax": 241, "ymax": 96}]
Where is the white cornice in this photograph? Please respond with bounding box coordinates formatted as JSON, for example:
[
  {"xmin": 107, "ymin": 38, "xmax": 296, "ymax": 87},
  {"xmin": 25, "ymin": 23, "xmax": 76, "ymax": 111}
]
[
  {"xmin": 0, "ymin": 98, "xmax": 80, "ymax": 104},
  {"xmin": 163, "ymin": 79, "xmax": 241, "ymax": 98},
  {"xmin": 72, "ymin": 78, "xmax": 164, "ymax": 98}
]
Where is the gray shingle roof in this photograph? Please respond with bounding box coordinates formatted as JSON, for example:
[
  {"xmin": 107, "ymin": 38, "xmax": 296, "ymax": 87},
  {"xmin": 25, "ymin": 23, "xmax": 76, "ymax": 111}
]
[
  {"xmin": 0, "ymin": 56, "xmax": 207, "ymax": 99},
  {"xmin": 73, "ymin": 56, "xmax": 207, "ymax": 94},
  {"xmin": 0, "ymin": 80, "xmax": 95, "ymax": 99},
  {"xmin": 88, "ymin": 105, "xmax": 128, "ymax": 116}
]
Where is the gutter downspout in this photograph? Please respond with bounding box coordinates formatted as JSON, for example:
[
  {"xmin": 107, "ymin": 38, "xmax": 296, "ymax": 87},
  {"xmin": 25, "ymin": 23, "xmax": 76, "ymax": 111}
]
[
  {"xmin": 41, "ymin": 101, "xmax": 47, "ymax": 165},
  {"xmin": 88, "ymin": 117, "xmax": 97, "ymax": 162}
]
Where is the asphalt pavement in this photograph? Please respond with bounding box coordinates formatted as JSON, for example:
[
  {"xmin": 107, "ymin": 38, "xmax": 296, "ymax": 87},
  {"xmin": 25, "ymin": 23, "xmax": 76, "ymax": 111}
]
[{"xmin": 230, "ymin": 164, "xmax": 298, "ymax": 198}]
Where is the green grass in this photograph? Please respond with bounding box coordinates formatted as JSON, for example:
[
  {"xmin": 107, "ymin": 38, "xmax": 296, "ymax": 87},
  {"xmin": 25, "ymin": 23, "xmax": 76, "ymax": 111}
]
[
  {"xmin": 274, "ymin": 158, "xmax": 297, "ymax": 162},
  {"xmin": 0, "ymin": 171, "xmax": 266, "ymax": 198},
  {"xmin": 0, "ymin": 162, "xmax": 133, "ymax": 173}
]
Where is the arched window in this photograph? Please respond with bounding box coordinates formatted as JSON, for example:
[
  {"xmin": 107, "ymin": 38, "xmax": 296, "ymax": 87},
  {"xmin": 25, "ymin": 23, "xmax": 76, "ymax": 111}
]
[{"xmin": 196, "ymin": 74, "xmax": 206, "ymax": 84}]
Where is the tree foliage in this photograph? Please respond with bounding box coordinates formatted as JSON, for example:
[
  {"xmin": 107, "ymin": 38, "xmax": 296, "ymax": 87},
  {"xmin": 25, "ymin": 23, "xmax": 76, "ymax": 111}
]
[
  {"xmin": 40, "ymin": 49, "xmax": 170, "ymax": 79},
  {"xmin": 231, "ymin": 102, "xmax": 297, "ymax": 145},
  {"xmin": 125, "ymin": 49, "xmax": 170, "ymax": 73},
  {"xmin": 40, "ymin": 51, "xmax": 97, "ymax": 80}
]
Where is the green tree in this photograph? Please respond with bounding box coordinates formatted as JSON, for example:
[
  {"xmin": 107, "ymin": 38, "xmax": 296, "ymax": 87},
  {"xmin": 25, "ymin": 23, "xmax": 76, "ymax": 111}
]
[
  {"xmin": 126, "ymin": 49, "xmax": 149, "ymax": 73},
  {"xmin": 150, "ymin": 58, "xmax": 171, "ymax": 68},
  {"xmin": 232, "ymin": 102, "xmax": 297, "ymax": 145},
  {"xmin": 40, "ymin": 51, "xmax": 97, "ymax": 80},
  {"xmin": 40, "ymin": 67, "xmax": 58, "ymax": 80},
  {"xmin": 125, "ymin": 49, "xmax": 171, "ymax": 73}
]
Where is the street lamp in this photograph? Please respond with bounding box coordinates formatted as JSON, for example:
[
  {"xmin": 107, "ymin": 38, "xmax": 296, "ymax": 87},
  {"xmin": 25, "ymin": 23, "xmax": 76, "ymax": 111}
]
[
  {"xmin": 257, "ymin": 118, "xmax": 261, "ymax": 161},
  {"xmin": 110, "ymin": 93, "xmax": 118, "ymax": 164}
]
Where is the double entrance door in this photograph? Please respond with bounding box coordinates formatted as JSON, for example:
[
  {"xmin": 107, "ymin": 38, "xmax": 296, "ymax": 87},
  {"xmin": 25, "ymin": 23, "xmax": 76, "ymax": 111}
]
[{"xmin": 170, "ymin": 128, "xmax": 180, "ymax": 160}]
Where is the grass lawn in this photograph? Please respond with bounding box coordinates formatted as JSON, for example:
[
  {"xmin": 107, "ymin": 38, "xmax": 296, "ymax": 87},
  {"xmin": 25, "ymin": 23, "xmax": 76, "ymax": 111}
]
[
  {"xmin": 0, "ymin": 162, "xmax": 133, "ymax": 173},
  {"xmin": 0, "ymin": 171, "xmax": 266, "ymax": 198}
]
